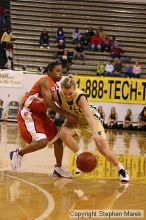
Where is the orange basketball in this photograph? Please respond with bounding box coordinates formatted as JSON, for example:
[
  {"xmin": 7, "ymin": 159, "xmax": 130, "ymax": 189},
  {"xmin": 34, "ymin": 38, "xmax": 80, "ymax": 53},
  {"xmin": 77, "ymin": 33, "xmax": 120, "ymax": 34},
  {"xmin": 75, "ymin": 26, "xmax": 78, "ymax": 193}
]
[{"xmin": 76, "ymin": 152, "xmax": 97, "ymax": 173}]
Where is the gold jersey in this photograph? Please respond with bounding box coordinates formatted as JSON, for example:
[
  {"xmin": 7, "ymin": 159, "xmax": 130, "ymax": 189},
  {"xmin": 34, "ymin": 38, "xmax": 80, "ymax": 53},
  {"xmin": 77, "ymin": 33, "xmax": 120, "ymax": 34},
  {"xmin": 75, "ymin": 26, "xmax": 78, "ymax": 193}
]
[{"xmin": 57, "ymin": 88, "xmax": 96, "ymax": 125}]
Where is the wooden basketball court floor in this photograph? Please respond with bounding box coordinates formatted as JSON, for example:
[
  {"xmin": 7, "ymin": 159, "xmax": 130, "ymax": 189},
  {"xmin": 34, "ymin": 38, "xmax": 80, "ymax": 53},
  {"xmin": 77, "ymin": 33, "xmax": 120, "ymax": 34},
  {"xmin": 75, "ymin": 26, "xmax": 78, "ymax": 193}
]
[{"xmin": 0, "ymin": 122, "xmax": 146, "ymax": 220}]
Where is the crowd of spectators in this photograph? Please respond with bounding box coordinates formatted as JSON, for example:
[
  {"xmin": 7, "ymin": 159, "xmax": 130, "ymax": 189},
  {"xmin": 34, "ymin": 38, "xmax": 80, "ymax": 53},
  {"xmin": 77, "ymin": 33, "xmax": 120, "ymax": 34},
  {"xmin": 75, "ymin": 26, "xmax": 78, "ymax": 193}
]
[
  {"xmin": 96, "ymin": 60, "xmax": 141, "ymax": 78},
  {"xmin": 0, "ymin": 9, "xmax": 143, "ymax": 77},
  {"xmin": 38, "ymin": 25, "xmax": 142, "ymax": 77},
  {"xmin": 102, "ymin": 106, "xmax": 146, "ymax": 132}
]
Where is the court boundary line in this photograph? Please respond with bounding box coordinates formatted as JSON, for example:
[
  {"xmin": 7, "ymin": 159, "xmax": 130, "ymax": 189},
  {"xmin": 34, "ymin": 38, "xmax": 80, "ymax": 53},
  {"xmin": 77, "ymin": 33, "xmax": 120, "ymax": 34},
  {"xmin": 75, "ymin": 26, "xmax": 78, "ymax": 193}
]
[{"xmin": 5, "ymin": 174, "xmax": 55, "ymax": 220}]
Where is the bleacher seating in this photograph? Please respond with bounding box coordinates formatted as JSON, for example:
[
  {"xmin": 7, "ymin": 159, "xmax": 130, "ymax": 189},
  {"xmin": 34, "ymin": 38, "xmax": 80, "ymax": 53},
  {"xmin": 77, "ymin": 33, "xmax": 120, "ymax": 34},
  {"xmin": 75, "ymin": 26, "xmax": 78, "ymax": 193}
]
[{"xmin": 10, "ymin": 0, "xmax": 146, "ymax": 76}]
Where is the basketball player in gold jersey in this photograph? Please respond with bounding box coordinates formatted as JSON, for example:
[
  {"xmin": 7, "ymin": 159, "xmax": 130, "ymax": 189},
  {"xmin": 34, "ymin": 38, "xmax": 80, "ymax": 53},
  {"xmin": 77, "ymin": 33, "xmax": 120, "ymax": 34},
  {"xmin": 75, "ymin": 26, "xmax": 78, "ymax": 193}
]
[{"xmin": 55, "ymin": 75, "xmax": 129, "ymax": 182}]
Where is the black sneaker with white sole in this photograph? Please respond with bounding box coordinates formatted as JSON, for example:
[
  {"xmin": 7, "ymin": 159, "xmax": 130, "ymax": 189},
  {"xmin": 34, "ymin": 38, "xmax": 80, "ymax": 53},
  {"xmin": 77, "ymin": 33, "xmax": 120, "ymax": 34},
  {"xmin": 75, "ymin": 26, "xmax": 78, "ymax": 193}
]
[{"xmin": 119, "ymin": 169, "xmax": 129, "ymax": 182}]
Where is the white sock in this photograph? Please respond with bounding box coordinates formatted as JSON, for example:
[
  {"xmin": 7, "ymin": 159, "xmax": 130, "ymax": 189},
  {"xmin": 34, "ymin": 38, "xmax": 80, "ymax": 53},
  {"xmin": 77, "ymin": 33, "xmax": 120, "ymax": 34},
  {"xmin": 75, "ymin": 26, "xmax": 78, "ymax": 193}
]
[
  {"xmin": 75, "ymin": 149, "xmax": 83, "ymax": 156},
  {"xmin": 117, "ymin": 162, "xmax": 124, "ymax": 171}
]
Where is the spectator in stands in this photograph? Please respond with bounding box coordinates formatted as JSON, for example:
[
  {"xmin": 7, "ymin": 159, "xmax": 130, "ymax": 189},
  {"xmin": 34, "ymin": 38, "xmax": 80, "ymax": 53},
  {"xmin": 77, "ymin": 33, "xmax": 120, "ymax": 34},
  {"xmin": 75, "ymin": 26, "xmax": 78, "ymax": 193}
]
[
  {"xmin": 97, "ymin": 106, "xmax": 106, "ymax": 126},
  {"xmin": 137, "ymin": 106, "xmax": 146, "ymax": 131},
  {"xmin": 113, "ymin": 59, "xmax": 123, "ymax": 76},
  {"xmin": 86, "ymin": 26, "xmax": 95, "ymax": 41},
  {"xmin": 90, "ymin": 31, "xmax": 102, "ymax": 51},
  {"xmin": 72, "ymin": 42, "xmax": 85, "ymax": 64},
  {"xmin": 87, "ymin": 26, "xmax": 94, "ymax": 37},
  {"xmin": 96, "ymin": 61, "xmax": 105, "ymax": 76},
  {"xmin": 111, "ymin": 36, "xmax": 119, "ymax": 49},
  {"xmin": 80, "ymin": 32, "xmax": 89, "ymax": 49},
  {"xmin": 56, "ymin": 27, "xmax": 65, "ymax": 45},
  {"xmin": 106, "ymin": 107, "xmax": 118, "ymax": 129},
  {"xmin": 60, "ymin": 50, "xmax": 72, "ymax": 74},
  {"xmin": 101, "ymin": 35, "xmax": 111, "ymax": 52},
  {"xmin": 119, "ymin": 109, "xmax": 133, "ymax": 130},
  {"xmin": 0, "ymin": 6, "xmax": 5, "ymax": 31},
  {"xmin": 5, "ymin": 42, "xmax": 13, "ymax": 69},
  {"xmin": 98, "ymin": 27, "xmax": 107, "ymax": 41},
  {"xmin": 132, "ymin": 61, "xmax": 141, "ymax": 78},
  {"xmin": 83, "ymin": 26, "xmax": 95, "ymax": 49},
  {"xmin": 123, "ymin": 63, "xmax": 133, "ymax": 78},
  {"xmin": 72, "ymin": 27, "xmax": 81, "ymax": 45},
  {"xmin": 53, "ymin": 39, "xmax": 65, "ymax": 59},
  {"xmin": 39, "ymin": 29, "xmax": 50, "ymax": 49},
  {"xmin": 1, "ymin": 28, "xmax": 14, "ymax": 49},
  {"xmin": 111, "ymin": 47, "xmax": 124, "ymax": 59},
  {"xmin": 105, "ymin": 60, "xmax": 114, "ymax": 76}
]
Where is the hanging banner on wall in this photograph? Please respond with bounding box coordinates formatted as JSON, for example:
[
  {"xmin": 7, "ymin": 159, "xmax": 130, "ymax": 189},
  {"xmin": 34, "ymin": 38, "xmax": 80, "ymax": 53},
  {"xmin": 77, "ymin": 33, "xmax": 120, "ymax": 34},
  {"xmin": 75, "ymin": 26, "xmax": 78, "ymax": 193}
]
[
  {"xmin": 0, "ymin": 70, "xmax": 23, "ymax": 88},
  {"xmin": 74, "ymin": 75, "xmax": 146, "ymax": 104}
]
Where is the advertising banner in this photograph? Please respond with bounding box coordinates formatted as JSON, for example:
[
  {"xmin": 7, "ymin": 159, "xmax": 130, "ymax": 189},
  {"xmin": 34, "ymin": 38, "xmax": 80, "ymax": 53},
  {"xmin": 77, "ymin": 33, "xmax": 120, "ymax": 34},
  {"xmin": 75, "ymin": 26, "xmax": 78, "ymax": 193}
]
[{"xmin": 74, "ymin": 76, "xmax": 146, "ymax": 104}]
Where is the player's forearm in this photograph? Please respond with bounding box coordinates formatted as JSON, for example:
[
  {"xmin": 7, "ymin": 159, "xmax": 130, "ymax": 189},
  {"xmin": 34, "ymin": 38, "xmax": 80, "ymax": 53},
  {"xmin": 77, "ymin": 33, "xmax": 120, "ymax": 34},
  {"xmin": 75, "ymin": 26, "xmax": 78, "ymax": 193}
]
[
  {"xmin": 85, "ymin": 112, "xmax": 98, "ymax": 134},
  {"xmin": 49, "ymin": 102, "xmax": 67, "ymax": 118}
]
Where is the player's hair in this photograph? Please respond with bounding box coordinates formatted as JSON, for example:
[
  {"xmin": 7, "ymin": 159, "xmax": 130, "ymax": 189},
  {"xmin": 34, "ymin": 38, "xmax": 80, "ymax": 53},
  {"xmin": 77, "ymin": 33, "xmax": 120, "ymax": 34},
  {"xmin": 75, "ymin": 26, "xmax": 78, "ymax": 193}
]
[
  {"xmin": 43, "ymin": 61, "xmax": 61, "ymax": 74},
  {"xmin": 61, "ymin": 75, "xmax": 76, "ymax": 89}
]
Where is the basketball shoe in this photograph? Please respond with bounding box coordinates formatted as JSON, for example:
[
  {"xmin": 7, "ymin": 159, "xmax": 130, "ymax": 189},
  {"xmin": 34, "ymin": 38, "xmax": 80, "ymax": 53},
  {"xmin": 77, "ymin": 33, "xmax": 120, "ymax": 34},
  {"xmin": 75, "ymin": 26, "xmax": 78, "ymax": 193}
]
[
  {"xmin": 53, "ymin": 166, "xmax": 73, "ymax": 178},
  {"xmin": 118, "ymin": 169, "xmax": 129, "ymax": 182},
  {"xmin": 9, "ymin": 148, "xmax": 22, "ymax": 172}
]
